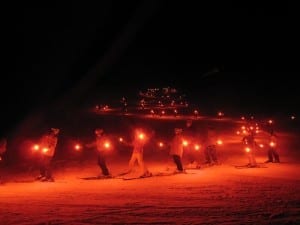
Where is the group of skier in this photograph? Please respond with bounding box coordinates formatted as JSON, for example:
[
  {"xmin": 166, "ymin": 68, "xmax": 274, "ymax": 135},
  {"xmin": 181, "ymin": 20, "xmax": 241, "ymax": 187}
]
[{"xmin": 0, "ymin": 119, "xmax": 281, "ymax": 183}]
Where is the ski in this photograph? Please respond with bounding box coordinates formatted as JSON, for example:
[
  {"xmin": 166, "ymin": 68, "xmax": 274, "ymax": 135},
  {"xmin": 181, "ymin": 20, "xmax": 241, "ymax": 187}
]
[
  {"xmin": 122, "ymin": 171, "xmax": 192, "ymax": 180},
  {"xmin": 187, "ymin": 163, "xmax": 221, "ymax": 170},
  {"xmin": 78, "ymin": 175, "xmax": 114, "ymax": 180},
  {"xmin": 13, "ymin": 179, "xmax": 57, "ymax": 183},
  {"xmin": 13, "ymin": 180, "xmax": 37, "ymax": 183},
  {"xmin": 234, "ymin": 164, "xmax": 268, "ymax": 169},
  {"xmin": 122, "ymin": 175, "xmax": 153, "ymax": 180}
]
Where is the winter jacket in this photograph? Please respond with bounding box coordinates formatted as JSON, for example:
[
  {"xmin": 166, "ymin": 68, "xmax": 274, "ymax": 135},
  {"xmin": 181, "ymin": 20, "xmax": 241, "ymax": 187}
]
[
  {"xmin": 170, "ymin": 134, "xmax": 184, "ymax": 158},
  {"xmin": 40, "ymin": 134, "xmax": 58, "ymax": 157}
]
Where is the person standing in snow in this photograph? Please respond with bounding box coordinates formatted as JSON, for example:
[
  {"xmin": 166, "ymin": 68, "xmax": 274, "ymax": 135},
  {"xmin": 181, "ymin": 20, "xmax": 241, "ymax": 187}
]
[
  {"xmin": 242, "ymin": 129, "xmax": 258, "ymax": 167},
  {"xmin": 265, "ymin": 129, "xmax": 280, "ymax": 163},
  {"xmin": 123, "ymin": 128, "xmax": 151, "ymax": 177},
  {"xmin": 36, "ymin": 128, "xmax": 60, "ymax": 182},
  {"xmin": 204, "ymin": 126, "xmax": 219, "ymax": 165},
  {"xmin": 170, "ymin": 128, "xmax": 185, "ymax": 172},
  {"xmin": 85, "ymin": 128, "xmax": 112, "ymax": 177}
]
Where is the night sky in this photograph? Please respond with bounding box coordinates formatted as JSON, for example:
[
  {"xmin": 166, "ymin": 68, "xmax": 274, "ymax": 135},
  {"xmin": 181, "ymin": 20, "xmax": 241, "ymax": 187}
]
[{"xmin": 1, "ymin": 1, "xmax": 299, "ymax": 135}]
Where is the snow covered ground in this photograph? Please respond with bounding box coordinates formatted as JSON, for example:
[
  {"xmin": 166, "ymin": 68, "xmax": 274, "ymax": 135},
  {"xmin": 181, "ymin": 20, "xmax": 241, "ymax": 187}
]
[
  {"xmin": 1, "ymin": 115, "xmax": 299, "ymax": 224},
  {"xmin": 1, "ymin": 155, "xmax": 299, "ymax": 224}
]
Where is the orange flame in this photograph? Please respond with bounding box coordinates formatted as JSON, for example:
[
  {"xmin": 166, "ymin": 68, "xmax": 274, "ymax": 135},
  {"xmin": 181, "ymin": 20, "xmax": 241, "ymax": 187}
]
[
  {"xmin": 270, "ymin": 142, "xmax": 276, "ymax": 147},
  {"xmin": 245, "ymin": 147, "xmax": 251, "ymax": 153},
  {"xmin": 119, "ymin": 137, "xmax": 123, "ymax": 142},
  {"xmin": 42, "ymin": 148, "xmax": 49, "ymax": 153},
  {"xmin": 217, "ymin": 140, "xmax": 223, "ymax": 145},
  {"xmin": 158, "ymin": 142, "xmax": 164, "ymax": 147},
  {"xmin": 74, "ymin": 144, "xmax": 81, "ymax": 151},
  {"xmin": 138, "ymin": 133, "xmax": 145, "ymax": 140},
  {"xmin": 182, "ymin": 140, "xmax": 188, "ymax": 146},
  {"xmin": 33, "ymin": 144, "xmax": 40, "ymax": 151},
  {"xmin": 104, "ymin": 142, "xmax": 110, "ymax": 149},
  {"xmin": 194, "ymin": 144, "xmax": 200, "ymax": 151}
]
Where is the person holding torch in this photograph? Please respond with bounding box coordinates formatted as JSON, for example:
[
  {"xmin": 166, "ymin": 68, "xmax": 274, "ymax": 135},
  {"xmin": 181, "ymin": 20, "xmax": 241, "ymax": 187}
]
[
  {"xmin": 170, "ymin": 128, "xmax": 185, "ymax": 172},
  {"xmin": 204, "ymin": 126, "xmax": 219, "ymax": 165},
  {"xmin": 265, "ymin": 129, "xmax": 280, "ymax": 163},
  {"xmin": 85, "ymin": 128, "xmax": 112, "ymax": 178},
  {"xmin": 123, "ymin": 128, "xmax": 151, "ymax": 177},
  {"xmin": 242, "ymin": 129, "xmax": 258, "ymax": 167},
  {"xmin": 36, "ymin": 128, "xmax": 60, "ymax": 182}
]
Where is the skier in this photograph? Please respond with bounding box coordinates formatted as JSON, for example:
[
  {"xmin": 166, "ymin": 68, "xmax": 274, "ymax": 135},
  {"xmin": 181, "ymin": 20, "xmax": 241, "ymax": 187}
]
[
  {"xmin": 182, "ymin": 120, "xmax": 199, "ymax": 168},
  {"xmin": 36, "ymin": 128, "xmax": 60, "ymax": 182},
  {"xmin": 170, "ymin": 128, "xmax": 185, "ymax": 172},
  {"xmin": 265, "ymin": 129, "xmax": 280, "ymax": 163},
  {"xmin": 242, "ymin": 130, "xmax": 257, "ymax": 167},
  {"xmin": 123, "ymin": 128, "xmax": 151, "ymax": 177},
  {"xmin": 204, "ymin": 126, "xmax": 219, "ymax": 165},
  {"xmin": 85, "ymin": 128, "xmax": 112, "ymax": 177}
]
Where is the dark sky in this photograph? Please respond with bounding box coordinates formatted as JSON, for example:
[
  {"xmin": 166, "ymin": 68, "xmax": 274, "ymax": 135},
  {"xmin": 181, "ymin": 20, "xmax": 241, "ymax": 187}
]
[{"xmin": 1, "ymin": 1, "xmax": 299, "ymax": 135}]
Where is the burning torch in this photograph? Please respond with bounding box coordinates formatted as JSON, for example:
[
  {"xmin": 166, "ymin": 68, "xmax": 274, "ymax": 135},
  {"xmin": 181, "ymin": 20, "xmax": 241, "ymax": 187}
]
[
  {"xmin": 269, "ymin": 141, "xmax": 276, "ymax": 148},
  {"xmin": 32, "ymin": 144, "xmax": 40, "ymax": 152},
  {"xmin": 245, "ymin": 147, "xmax": 251, "ymax": 153},
  {"xmin": 182, "ymin": 140, "xmax": 189, "ymax": 147},
  {"xmin": 194, "ymin": 144, "xmax": 201, "ymax": 151},
  {"xmin": 217, "ymin": 139, "xmax": 223, "ymax": 145},
  {"xmin": 74, "ymin": 144, "xmax": 82, "ymax": 151},
  {"xmin": 103, "ymin": 141, "xmax": 111, "ymax": 150}
]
